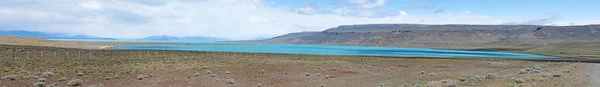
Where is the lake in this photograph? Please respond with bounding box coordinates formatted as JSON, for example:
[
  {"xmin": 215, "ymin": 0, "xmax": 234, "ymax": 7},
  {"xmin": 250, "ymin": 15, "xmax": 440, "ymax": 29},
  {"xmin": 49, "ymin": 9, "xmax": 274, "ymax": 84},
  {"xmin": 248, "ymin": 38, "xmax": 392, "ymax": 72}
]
[{"xmin": 51, "ymin": 39, "xmax": 558, "ymax": 58}]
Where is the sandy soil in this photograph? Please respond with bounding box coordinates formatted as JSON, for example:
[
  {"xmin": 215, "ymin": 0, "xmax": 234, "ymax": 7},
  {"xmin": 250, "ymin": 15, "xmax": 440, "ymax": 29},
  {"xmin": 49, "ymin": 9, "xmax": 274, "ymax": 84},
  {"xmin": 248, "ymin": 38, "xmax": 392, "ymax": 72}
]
[{"xmin": 0, "ymin": 44, "xmax": 594, "ymax": 87}]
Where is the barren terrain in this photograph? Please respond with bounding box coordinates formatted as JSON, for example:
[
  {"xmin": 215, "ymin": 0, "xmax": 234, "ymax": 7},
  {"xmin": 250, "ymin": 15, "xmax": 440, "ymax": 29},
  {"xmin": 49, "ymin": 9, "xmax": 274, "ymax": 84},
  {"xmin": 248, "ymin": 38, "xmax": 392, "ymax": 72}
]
[{"xmin": 0, "ymin": 36, "xmax": 598, "ymax": 87}]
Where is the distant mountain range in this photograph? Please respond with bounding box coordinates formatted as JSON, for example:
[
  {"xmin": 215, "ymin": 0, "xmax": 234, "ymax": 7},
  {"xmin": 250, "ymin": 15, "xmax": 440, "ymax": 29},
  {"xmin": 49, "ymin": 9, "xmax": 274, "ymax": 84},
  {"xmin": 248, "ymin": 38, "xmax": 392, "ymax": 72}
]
[
  {"xmin": 0, "ymin": 30, "xmax": 115, "ymax": 40},
  {"xmin": 253, "ymin": 24, "xmax": 600, "ymax": 55},
  {"xmin": 139, "ymin": 35, "xmax": 229, "ymax": 41}
]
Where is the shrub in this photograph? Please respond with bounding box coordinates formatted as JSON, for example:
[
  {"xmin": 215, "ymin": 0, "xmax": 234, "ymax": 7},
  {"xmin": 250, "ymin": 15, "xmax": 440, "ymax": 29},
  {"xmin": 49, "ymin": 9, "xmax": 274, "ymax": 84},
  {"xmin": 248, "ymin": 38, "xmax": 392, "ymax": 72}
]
[
  {"xmin": 2, "ymin": 75, "xmax": 16, "ymax": 80},
  {"xmin": 58, "ymin": 77, "xmax": 68, "ymax": 82},
  {"xmin": 22, "ymin": 76, "xmax": 31, "ymax": 80},
  {"xmin": 38, "ymin": 78, "xmax": 46, "ymax": 82},
  {"xmin": 67, "ymin": 79, "xmax": 83, "ymax": 86},
  {"xmin": 42, "ymin": 72, "xmax": 53, "ymax": 78},
  {"xmin": 514, "ymin": 78, "xmax": 525, "ymax": 84},
  {"xmin": 33, "ymin": 82, "xmax": 44, "ymax": 87},
  {"xmin": 533, "ymin": 64, "xmax": 548, "ymax": 71}
]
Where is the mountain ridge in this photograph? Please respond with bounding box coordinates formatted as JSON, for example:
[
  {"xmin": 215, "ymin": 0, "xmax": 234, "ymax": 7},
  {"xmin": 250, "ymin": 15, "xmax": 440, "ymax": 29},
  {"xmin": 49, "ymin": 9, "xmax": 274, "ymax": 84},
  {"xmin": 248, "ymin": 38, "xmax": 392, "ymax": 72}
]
[
  {"xmin": 254, "ymin": 24, "xmax": 600, "ymax": 56},
  {"xmin": 139, "ymin": 35, "xmax": 229, "ymax": 41},
  {"xmin": 0, "ymin": 30, "xmax": 115, "ymax": 40}
]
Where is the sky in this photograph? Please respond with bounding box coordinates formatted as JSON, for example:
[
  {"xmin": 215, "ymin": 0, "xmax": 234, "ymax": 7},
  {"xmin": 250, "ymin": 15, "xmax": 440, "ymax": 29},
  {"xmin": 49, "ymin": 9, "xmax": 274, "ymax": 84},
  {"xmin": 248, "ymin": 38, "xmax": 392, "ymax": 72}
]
[{"xmin": 0, "ymin": 0, "xmax": 599, "ymax": 40}]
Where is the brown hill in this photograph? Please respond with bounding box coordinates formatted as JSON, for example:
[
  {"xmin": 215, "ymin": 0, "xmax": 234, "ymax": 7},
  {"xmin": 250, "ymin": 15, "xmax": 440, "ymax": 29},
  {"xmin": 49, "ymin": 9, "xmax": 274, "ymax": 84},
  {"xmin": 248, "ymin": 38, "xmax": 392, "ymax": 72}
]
[{"xmin": 256, "ymin": 24, "xmax": 600, "ymax": 57}]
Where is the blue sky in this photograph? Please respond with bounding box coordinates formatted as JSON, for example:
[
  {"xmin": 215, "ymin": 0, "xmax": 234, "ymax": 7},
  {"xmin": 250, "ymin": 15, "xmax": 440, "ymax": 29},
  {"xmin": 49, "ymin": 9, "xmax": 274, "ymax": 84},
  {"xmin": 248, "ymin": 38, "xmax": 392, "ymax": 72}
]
[{"xmin": 0, "ymin": 0, "xmax": 599, "ymax": 40}]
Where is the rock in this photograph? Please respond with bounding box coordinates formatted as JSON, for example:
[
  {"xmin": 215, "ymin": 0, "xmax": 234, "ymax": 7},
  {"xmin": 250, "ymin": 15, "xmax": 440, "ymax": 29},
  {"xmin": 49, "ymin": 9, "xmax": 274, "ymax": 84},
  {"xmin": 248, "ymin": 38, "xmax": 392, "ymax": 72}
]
[
  {"xmin": 203, "ymin": 66, "xmax": 210, "ymax": 69},
  {"xmin": 104, "ymin": 69, "xmax": 112, "ymax": 73},
  {"xmin": 485, "ymin": 73, "xmax": 499, "ymax": 79},
  {"xmin": 378, "ymin": 83, "xmax": 384, "ymax": 87},
  {"xmin": 419, "ymin": 71, "xmax": 425, "ymax": 75},
  {"xmin": 137, "ymin": 75, "xmax": 145, "ymax": 80},
  {"xmin": 305, "ymin": 72, "xmax": 311, "ymax": 76},
  {"xmin": 104, "ymin": 76, "xmax": 112, "ymax": 80},
  {"xmin": 33, "ymin": 82, "xmax": 45, "ymax": 87},
  {"xmin": 89, "ymin": 85, "xmax": 98, "ymax": 87},
  {"xmin": 551, "ymin": 74, "xmax": 562, "ymax": 77},
  {"xmin": 193, "ymin": 73, "xmax": 201, "ymax": 77},
  {"xmin": 77, "ymin": 72, "xmax": 85, "ymax": 76},
  {"xmin": 206, "ymin": 70, "xmax": 212, "ymax": 75},
  {"xmin": 259, "ymin": 70, "xmax": 265, "ymax": 74},
  {"xmin": 226, "ymin": 79, "xmax": 234, "ymax": 84},
  {"xmin": 225, "ymin": 71, "xmax": 231, "ymax": 74},
  {"xmin": 542, "ymin": 74, "xmax": 562, "ymax": 78},
  {"xmin": 316, "ymin": 73, "xmax": 321, "ymax": 76},
  {"xmin": 42, "ymin": 72, "xmax": 54, "ymax": 78},
  {"xmin": 325, "ymin": 75, "xmax": 330, "ymax": 79},
  {"xmin": 67, "ymin": 79, "xmax": 83, "ymax": 86},
  {"xmin": 258, "ymin": 83, "xmax": 262, "ymax": 87}
]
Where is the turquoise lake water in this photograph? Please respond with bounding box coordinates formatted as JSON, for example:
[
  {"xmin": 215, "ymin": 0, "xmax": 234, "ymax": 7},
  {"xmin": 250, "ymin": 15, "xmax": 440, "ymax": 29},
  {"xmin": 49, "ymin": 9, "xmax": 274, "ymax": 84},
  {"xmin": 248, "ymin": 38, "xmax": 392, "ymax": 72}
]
[{"xmin": 50, "ymin": 39, "xmax": 558, "ymax": 58}]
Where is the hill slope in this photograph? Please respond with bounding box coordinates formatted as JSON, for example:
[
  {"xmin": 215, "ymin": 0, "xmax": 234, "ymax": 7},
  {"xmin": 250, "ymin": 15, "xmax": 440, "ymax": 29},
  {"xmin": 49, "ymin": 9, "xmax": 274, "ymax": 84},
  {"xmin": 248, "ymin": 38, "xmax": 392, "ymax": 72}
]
[{"xmin": 256, "ymin": 24, "xmax": 600, "ymax": 57}]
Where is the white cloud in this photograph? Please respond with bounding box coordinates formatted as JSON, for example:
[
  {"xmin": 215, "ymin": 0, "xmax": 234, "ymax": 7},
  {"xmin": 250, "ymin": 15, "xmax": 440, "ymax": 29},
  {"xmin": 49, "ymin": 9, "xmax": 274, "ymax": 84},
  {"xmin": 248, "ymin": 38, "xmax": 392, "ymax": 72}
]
[
  {"xmin": 80, "ymin": 1, "xmax": 102, "ymax": 10},
  {"xmin": 0, "ymin": 0, "xmax": 507, "ymax": 40},
  {"xmin": 398, "ymin": 11, "xmax": 407, "ymax": 16},
  {"xmin": 350, "ymin": 0, "xmax": 387, "ymax": 9}
]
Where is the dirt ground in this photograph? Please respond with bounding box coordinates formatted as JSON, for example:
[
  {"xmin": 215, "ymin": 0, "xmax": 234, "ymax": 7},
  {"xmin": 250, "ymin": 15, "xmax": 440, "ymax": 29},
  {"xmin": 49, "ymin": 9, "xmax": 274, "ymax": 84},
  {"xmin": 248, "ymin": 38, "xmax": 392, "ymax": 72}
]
[{"xmin": 0, "ymin": 44, "xmax": 595, "ymax": 87}]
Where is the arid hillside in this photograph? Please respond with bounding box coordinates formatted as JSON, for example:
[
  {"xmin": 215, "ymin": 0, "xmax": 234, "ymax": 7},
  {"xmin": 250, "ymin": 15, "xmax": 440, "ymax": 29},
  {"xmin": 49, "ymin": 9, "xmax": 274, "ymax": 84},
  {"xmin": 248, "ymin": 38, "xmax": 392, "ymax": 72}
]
[{"xmin": 256, "ymin": 24, "xmax": 600, "ymax": 57}]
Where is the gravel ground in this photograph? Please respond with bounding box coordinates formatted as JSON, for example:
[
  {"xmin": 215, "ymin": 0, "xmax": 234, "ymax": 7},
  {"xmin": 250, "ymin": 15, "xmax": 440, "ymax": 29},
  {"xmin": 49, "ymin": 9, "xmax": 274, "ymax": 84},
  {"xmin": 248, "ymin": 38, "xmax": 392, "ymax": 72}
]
[{"xmin": 586, "ymin": 63, "xmax": 600, "ymax": 87}]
